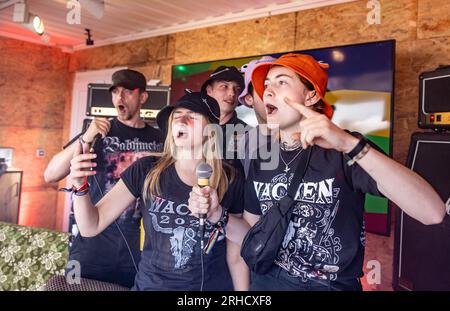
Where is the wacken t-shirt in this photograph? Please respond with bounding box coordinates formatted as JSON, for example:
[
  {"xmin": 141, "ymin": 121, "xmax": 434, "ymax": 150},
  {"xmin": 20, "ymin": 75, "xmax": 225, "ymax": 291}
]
[
  {"xmin": 67, "ymin": 118, "xmax": 164, "ymax": 287},
  {"xmin": 244, "ymin": 141, "xmax": 383, "ymax": 282},
  {"xmin": 120, "ymin": 156, "xmax": 244, "ymax": 290}
]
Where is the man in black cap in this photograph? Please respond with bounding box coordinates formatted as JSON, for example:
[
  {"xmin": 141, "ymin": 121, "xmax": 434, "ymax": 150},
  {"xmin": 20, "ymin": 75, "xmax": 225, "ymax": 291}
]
[
  {"xmin": 44, "ymin": 69, "xmax": 164, "ymax": 288},
  {"xmin": 201, "ymin": 66, "xmax": 249, "ymax": 166}
]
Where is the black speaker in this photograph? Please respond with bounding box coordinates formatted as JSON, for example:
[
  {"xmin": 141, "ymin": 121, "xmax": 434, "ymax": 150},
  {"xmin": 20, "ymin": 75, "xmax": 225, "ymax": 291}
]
[
  {"xmin": 418, "ymin": 66, "xmax": 450, "ymax": 130},
  {"xmin": 393, "ymin": 132, "xmax": 450, "ymax": 290},
  {"xmin": 86, "ymin": 83, "xmax": 170, "ymax": 119}
]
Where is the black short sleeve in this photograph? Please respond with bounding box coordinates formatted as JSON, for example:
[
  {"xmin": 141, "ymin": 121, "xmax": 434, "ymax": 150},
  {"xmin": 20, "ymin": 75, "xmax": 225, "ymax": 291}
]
[
  {"xmin": 120, "ymin": 156, "xmax": 157, "ymax": 199},
  {"xmin": 243, "ymin": 176, "xmax": 263, "ymax": 215},
  {"xmin": 220, "ymin": 167, "xmax": 245, "ymax": 215}
]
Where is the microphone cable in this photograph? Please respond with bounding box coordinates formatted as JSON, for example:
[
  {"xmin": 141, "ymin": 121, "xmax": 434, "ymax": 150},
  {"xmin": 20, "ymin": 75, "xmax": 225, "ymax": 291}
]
[{"xmin": 200, "ymin": 228, "xmax": 205, "ymax": 291}]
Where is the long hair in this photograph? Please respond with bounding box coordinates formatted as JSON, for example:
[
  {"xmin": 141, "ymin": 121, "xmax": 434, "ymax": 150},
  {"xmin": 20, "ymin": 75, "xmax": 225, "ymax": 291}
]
[{"xmin": 142, "ymin": 112, "xmax": 233, "ymax": 203}]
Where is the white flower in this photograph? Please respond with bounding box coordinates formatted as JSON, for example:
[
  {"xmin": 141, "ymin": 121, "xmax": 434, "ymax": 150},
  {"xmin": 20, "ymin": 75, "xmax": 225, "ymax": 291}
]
[
  {"xmin": 0, "ymin": 244, "xmax": 21, "ymax": 263},
  {"xmin": 40, "ymin": 247, "xmax": 62, "ymax": 271},
  {"xmin": 17, "ymin": 227, "xmax": 31, "ymax": 238},
  {"xmin": 13, "ymin": 258, "xmax": 34, "ymax": 282},
  {"xmin": 28, "ymin": 274, "xmax": 45, "ymax": 291},
  {"xmin": 29, "ymin": 232, "xmax": 47, "ymax": 248},
  {"xmin": 60, "ymin": 234, "xmax": 69, "ymax": 243},
  {"xmin": 0, "ymin": 227, "xmax": 7, "ymax": 242},
  {"xmin": 0, "ymin": 269, "xmax": 7, "ymax": 283}
]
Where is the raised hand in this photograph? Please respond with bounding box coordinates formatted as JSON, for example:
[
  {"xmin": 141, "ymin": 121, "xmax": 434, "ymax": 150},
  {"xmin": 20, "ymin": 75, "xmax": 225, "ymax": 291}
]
[
  {"xmin": 69, "ymin": 141, "xmax": 97, "ymax": 188},
  {"xmin": 82, "ymin": 117, "xmax": 112, "ymax": 143},
  {"xmin": 284, "ymin": 97, "xmax": 358, "ymax": 153}
]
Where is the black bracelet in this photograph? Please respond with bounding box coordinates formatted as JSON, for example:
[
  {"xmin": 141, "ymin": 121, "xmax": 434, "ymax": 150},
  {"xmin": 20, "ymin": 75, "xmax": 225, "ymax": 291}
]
[
  {"xmin": 345, "ymin": 133, "xmax": 367, "ymax": 159},
  {"xmin": 207, "ymin": 206, "xmax": 229, "ymax": 228}
]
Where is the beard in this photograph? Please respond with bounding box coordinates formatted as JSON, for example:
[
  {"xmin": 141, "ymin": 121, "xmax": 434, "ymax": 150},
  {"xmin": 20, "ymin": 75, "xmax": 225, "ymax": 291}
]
[
  {"xmin": 118, "ymin": 110, "xmax": 133, "ymax": 121},
  {"xmin": 116, "ymin": 103, "xmax": 138, "ymax": 121}
]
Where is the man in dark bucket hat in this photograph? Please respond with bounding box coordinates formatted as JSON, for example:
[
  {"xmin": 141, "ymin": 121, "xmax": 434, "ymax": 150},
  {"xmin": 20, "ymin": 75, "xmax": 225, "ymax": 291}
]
[{"xmin": 201, "ymin": 66, "xmax": 249, "ymax": 167}]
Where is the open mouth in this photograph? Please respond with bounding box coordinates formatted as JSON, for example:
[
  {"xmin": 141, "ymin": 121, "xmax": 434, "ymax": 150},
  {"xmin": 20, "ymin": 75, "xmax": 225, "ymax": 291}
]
[
  {"xmin": 176, "ymin": 129, "xmax": 188, "ymax": 138},
  {"xmin": 117, "ymin": 104, "xmax": 126, "ymax": 113},
  {"xmin": 265, "ymin": 103, "xmax": 278, "ymax": 115}
]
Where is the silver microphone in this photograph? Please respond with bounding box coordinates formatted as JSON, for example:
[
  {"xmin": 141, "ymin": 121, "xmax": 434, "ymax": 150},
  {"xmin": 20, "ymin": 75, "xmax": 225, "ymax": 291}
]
[{"xmin": 196, "ymin": 162, "xmax": 213, "ymax": 228}]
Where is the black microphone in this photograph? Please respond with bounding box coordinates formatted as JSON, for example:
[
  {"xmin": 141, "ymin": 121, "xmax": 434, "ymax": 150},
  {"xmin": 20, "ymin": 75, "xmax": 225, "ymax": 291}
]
[{"xmin": 196, "ymin": 163, "xmax": 212, "ymax": 244}]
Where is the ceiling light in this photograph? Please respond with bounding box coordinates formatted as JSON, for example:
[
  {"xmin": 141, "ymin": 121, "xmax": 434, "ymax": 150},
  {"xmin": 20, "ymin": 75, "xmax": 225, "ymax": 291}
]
[
  {"xmin": 9, "ymin": 1, "xmax": 45, "ymax": 35},
  {"xmin": 31, "ymin": 14, "xmax": 44, "ymax": 35}
]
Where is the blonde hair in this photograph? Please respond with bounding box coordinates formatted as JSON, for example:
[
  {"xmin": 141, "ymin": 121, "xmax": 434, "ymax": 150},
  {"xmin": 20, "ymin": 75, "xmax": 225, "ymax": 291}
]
[{"xmin": 142, "ymin": 111, "xmax": 234, "ymax": 203}]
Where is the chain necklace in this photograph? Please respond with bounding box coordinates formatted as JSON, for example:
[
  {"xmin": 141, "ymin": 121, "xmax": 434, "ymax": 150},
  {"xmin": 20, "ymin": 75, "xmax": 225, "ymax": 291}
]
[{"xmin": 279, "ymin": 147, "xmax": 304, "ymax": 173}]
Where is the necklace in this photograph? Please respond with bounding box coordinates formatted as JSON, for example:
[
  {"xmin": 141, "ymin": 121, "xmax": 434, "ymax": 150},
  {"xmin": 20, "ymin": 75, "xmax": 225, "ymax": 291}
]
[
  {"xmin": 279, "ymin": 147, "xmax": 303, "ymax": 173},
  {"xmin": 280, "ymin": 140, "xmax": 302, "ymax": 151}
]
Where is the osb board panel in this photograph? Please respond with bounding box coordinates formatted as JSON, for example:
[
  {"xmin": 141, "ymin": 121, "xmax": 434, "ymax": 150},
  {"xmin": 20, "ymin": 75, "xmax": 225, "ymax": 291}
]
[
  {"xmin": 0, "ymin": 38, "xmax": 69, "ymax": 129},
  {"xmin": 130, "ymin": 60, "xmax": 173, "ymax": 85},
  {"xmin": 295, "ymin": 0, "xmax": 417, "ymax": 50},
  {"xmin": 174, "ymin": 13, "xmax": 296, "ymax": 65},
  {"xmin": 69, "ymin": 35, "xmax": 175, "ymax": 73},
  {"xmin": 418, "ymin": 0, "xmax": 450, "ymax": 39},
  {"xmin": 0, "ymin": 126, "xmax": 63, "ymax": 188},
  {"xmin": 393, "ymin": 37, "xmax": 450, "ymax": 163},
  {"xmin": 55, "ymin": 189, "xmax": 68, "ymax": 231},
  {"xmin": 20, "ymin": 189, "xmax": 58, "ymax": 230}
]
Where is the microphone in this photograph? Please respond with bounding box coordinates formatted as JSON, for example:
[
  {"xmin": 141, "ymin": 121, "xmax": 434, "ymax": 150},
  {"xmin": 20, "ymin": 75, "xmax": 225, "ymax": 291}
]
[{"xmin": 196, "ymin": 163, "xmax": 213, "ymax": 242}]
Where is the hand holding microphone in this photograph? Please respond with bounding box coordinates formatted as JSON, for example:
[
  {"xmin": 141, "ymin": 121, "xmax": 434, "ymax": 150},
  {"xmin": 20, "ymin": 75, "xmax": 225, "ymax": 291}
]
[
  {"xmin": 81, "ymin": 117, "xmax": 111, "ymax": 148},
  {"xmin": 196, "ymin": 163, "xmax": 212, "ymax": 227},
  {"xmin": 69, "ymin": 140, "xmax": 97, "ymax": 189},
  {"xmin": 188, "ymin": 163, "xmax": 222, "ymax": 229}
]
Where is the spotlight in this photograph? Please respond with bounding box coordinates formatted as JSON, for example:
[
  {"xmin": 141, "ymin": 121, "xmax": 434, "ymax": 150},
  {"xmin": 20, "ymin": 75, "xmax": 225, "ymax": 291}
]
[
  {"xmin": 31, "ymin": 14, "xmax": 44, "ymax": 35},
  {"xmin": 11, "ymin": 1, "xmax": 45, "ymax": 35}
]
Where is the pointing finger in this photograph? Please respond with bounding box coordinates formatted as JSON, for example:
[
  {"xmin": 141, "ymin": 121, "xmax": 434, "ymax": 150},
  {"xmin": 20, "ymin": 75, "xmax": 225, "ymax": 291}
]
[{"xmin": 284, "ymin": 97, "xmax": 321, "ymax": 119}]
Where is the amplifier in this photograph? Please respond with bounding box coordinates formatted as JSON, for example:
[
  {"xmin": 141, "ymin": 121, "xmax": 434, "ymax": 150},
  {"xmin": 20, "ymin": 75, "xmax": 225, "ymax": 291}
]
[
  {"xmin": 86, "ymin": 83, "xmax": 170, "ymax": 119},
  {"xmin": 418, "ymin": 66, "xmax": 450, "ymax": 130},
  {"xmin": 393, "ymin": 132, "xmax": 450, "ymax": 290}
]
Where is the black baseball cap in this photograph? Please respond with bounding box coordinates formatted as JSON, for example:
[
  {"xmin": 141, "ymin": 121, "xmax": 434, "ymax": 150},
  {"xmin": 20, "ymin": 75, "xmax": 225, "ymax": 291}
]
[
  {"xmin": 108, "ymin": 69, "xmax": 147, "ymax": 92},
  {"xmin": 156, "ymin": 90, "xmax": 220, "ymax": 134},
  {"xmin": 200, "ymin": 66, "xmax": 244, "ymax": 94}
]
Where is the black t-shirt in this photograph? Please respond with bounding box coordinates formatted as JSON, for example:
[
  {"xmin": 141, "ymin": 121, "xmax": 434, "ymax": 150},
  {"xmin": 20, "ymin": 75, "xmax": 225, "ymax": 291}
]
[
  {"xmin": 68, "ymin": 119, "xmax": 164, "ymax": 283},
  {"xmin": 221, "ymin": 111, "xmax": 250, "ymax": 170},
  {"xmin": 70, "ymin": 119, "xmax": 164, "ymax": 229},
  {"xmin": 238, "ymin": 125, "xmax": 273, "ymax": 178},
  {"xmin": 244, "ymin": 140, "xmax": 382, "ymax": 282},
  {"xmin": 120, "ymin": 156, "xmax": 244, "ymax": 290}
]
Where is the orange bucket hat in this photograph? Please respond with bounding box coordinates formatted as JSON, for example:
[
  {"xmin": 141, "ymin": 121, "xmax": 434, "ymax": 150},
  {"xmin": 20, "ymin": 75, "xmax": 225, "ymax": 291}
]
[{"xmin": 251, "ymin": 53, "xmax": 333, "ymax": 119}]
